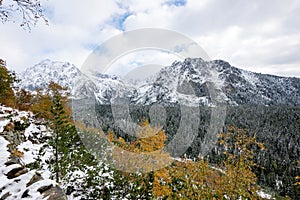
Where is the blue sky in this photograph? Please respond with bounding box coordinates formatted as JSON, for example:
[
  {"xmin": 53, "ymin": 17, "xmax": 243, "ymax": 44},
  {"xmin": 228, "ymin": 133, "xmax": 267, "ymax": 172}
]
[{"xmin": 0, "ymin": 0, "xmax": 300, "ymax": 77}]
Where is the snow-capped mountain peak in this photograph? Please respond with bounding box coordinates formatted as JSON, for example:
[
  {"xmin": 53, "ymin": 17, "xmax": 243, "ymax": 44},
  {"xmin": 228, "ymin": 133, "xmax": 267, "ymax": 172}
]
[
  {"xmin": 18, "ymin": 59, "xmax": 80, "ymax": 91},
  {"xmin": 18, "ymin": 58, "xmax": 300, "ymax": 106}
]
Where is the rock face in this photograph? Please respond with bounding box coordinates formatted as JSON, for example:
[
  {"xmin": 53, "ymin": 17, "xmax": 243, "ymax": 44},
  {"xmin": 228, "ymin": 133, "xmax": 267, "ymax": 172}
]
[
  {"xmin": 17, "ymin": 59, "xmax": 80, "ymax": 92},
  {"xmin": 132, "ymin": 58, "xmax": 300, "ymax": 106},
  {"xmin": 18, "ymin": 58, "xmax": 300, "ymax": 106},
  {"xmin": 0, "ymin": 106, "xmax": 67, "ymax": 200}
]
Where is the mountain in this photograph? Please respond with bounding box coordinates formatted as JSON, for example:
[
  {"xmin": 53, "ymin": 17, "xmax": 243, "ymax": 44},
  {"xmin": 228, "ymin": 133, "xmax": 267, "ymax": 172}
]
[
  {"xmin": 17, "ymin": 59, "xmax": 135, "ymax": 105},
  {"xmin": 17, "ymin": 59, "xmax": 80, "ymax": 92},
  {"xmin": 133, "ymin": 58, "xmax": 300, "ymax": 106},
  {"xmin": 14, "ymin": 58, "xmax": 300, "ymax": 199},
  {"xmin": 18, "ymin": 58, "xmax": 300, "ymax": 106},
  {"xmin": 212, "ymin": 59, "xmax": 300, "ymax": 106}
]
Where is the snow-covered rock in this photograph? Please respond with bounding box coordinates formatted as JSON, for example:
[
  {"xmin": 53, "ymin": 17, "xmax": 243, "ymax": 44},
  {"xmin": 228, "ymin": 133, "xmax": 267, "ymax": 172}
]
[{"xmin": 0, "ymin": 105, "xmax": 66, "ymax": 200}]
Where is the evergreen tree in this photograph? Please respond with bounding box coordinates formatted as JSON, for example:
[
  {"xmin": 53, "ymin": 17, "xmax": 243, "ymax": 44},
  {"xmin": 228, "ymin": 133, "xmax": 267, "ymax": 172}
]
[
  {"xmin": 49, "ymin": 81, "xmax": 70, "ymax": 183},
  {"xmin": 45, "ymin": 82, "xmax": 126, "ymax": 199}
]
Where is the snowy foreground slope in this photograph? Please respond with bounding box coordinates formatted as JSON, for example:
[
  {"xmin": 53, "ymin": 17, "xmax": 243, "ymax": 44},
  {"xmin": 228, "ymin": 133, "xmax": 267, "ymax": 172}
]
[
  {"xmin": 0, "ymin": 105, "xmax": 66, "ymax": 200},
  {"xmin": 0, "ymin": 105, "xmax": 127, "ymax": 200}
]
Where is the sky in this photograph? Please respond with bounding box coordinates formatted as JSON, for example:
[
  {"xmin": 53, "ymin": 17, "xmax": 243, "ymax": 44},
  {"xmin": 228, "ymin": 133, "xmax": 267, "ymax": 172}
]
[{"xmin": 0, "ymin": 0, "xmax": 300, "ymax": 77}]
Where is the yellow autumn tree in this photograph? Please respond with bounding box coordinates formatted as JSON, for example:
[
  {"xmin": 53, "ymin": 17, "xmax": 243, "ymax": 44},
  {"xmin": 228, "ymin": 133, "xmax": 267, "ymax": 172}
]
[
  {"xmin": 15, "ymin": 88, "xmax": 33, "ymax": 111},
  {"xmin": 217, "ymin": 126, "xmax": 265, "ymax": 199},
  {"xmin": 109, "ymin": 119, "xmax": 173, "ymax": 198},
  {"xmin": 109, "ymin": 123, "xmax": 265, "ymax": 199},
  {"xmin": 0, "ymin": 59, "xmax": 18, "ymax": 107},
  {"xmin": 167, "ymin": 158, "xmax": 224, "ymax": 199},
  {"xmin": 30, "ymin": 81, "xmax": 71, "ymax": 121},
  {"xmin": 110, "ymin": 119, "xmax": 172, "ymax": 172},
  {"xmin": 30, "ymin": 88, "xmax": 52, "ymax": 118}
]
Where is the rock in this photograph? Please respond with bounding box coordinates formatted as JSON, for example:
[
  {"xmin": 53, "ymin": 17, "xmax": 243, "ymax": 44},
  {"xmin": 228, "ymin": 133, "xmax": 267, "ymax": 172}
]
[
  {"xmin": 2, "ymin": 131, "xmax": 25, "ymax": 151},
  {"xmin": 4, "ymin": 157, "xmax": 20, "ymax": 166},
  {"xmin": 26, "ymin": 172, "xmax": 43, "ymax": 187},
  {"xmin": 37, "ymin": 184, "xmax": 53, "ymax": 193},
  {"xmin": 6, "ymin": 166, "xmax": 28, "ymax": 179},
  {"xmin": 0, "ymin": 192, "xmax": 11, "ymax": 200},
  {"xmin": 42, "ymin": 185, "xmax": 67, "ymax": 200},
  {"xmin": 21, "ymin": 189, "xmax": 30, "ymax": 198},
  {"xmin": 14, "ymin": 168, "xmax": 28, "ymax": 178}
]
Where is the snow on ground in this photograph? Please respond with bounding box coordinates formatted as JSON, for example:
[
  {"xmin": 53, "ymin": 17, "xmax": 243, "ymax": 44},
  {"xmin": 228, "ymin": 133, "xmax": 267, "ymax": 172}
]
[
  {"xmin": 0, "ymin": 135, "xmax": 52, "ymax": 200},
  {"xmin": 0, "ymin": 105, "xmax": 59, "ymax": 199},
  {"xmin": 0, "ymin": 135, "xmax": 10, "ymax": 163},
  {"xmin": 0, "ymin": 137, "xmax": 11, "ymax": 187},
  {"xmin": 17, "ymin": 141, "xmax": 44, "ymax": 164},
  {"xmin": 0, "ymin": 119, "xmax": 10, "ymax": 132},
  {"xmin": 257, "ymin": 190, "xmax": 273, "ymax": 199}
]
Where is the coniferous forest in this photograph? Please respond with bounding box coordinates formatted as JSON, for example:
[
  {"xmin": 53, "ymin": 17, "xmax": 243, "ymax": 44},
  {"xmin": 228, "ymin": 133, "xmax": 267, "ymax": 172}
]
[{"xmin": 96, "ymin": 104, "xmax": 300, "ymax": 199}]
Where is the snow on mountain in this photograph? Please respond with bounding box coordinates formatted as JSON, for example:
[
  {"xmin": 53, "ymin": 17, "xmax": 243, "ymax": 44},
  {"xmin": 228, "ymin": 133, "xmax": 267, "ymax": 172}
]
[
  {"xmin": 134, "ymin": 58, "xmax": 300, "ymax": 106},
  {"xmin": 17, "ymin": 59, "xmax": 80, "ymax": 92},
  {"xmin": 17, "ymin": 59, "xmax": 135, "ymax": 105},
  {"xmin": 132, "ymin": 58, "xmax": 228, "ymax": 106},
  {"xmin": 85, "ymin": 72, "xmax": 136, "ymax": 105},
  {"xmin": 212, "ymin": 59, "xmax": 300, "ymax": 105},
  {"xmin": 18, "ymin": 58, "xmax": 300, "ymax": 106}
]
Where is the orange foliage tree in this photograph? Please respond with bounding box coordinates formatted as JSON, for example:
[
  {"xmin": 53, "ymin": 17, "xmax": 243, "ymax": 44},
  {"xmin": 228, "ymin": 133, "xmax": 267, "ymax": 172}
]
[
  {"xmin": 217, "ymin": 126, "xmax": 265, "ymax": 199},
  {"xmin": 108, "ymin": 121, "xmax": 266, "ymax": 199},
  {"xmin": 0, "ymin": 59, "xmax": 18, "ymax": 107},
  {"xmin": 30, "ymin": 81, "xmax": 71, "ymax": 121}
]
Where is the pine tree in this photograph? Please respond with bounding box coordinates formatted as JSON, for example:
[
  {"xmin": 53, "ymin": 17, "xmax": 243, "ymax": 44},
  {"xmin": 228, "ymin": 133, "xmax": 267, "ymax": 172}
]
[
  {"xmin": 45, "ymin": 82, "xmax": 123, "ymax": 199},
  {"xmin": 49, "ymin": 82, "xmax": 69, "ymax": 183}
]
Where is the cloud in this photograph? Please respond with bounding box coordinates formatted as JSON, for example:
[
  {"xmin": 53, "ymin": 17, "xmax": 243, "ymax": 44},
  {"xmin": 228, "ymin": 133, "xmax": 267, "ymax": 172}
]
[
  {"xmin": 0, "ymin": 0, "xmax": 299, "ymax": 78},
  {"xmin": 106, "ymin": 50, "xmax": 181, "ymax": 78},
  {"xmin": 0, "ymin": 0, "xmax": 123, "ymax": 72},
  {"xmin": 121, "ymin": 0, "xmax": 300, "ymax": 77}
]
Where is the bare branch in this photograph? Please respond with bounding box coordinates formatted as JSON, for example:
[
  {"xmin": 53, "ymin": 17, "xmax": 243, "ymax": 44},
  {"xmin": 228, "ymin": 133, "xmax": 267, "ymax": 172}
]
[{"xmin": 0, "ymin": 0, "xmax": 48, "ymax": 30}]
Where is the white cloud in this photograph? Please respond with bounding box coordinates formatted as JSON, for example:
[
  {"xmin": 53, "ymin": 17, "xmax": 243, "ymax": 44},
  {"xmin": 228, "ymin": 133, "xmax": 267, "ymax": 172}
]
[
  {"xmin": 0, "ymin": 0, "xmax": 123, "ymax": 72},
  {"xmin": 0, "ymin": 0, "xmax": 299, "ymax": 77},
  {"xmin": 106, "ymin": 50, "xmax": 182, "ymax": 77},
  {"xmin": 121, "ymin": 0, "xmax": 300, "ymax": 77}
]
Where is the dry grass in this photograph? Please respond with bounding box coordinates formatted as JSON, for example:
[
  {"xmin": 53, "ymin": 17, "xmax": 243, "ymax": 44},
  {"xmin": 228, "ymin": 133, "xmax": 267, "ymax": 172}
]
[{"xmin": 12, "ymin": 149, "xmax": 24, "ymax": 158}]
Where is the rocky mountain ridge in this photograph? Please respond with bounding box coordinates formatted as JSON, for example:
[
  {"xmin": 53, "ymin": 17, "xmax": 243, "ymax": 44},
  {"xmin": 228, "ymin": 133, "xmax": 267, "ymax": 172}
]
[{"xmin": 17, "ymin": 58, "xmax": 300, "ymax": 106}]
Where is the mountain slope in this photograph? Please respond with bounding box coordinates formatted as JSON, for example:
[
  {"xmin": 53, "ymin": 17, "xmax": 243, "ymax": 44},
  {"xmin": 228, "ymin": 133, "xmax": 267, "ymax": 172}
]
[
  {"xmin": 134, "ymin": 58, "xmax": 300, "ymax": 106},
  {"xmin": 17, "ymin": 59, "xmax": 80, "ymax": 91},
  {"xmin": 18, "ymin": 58, "xmax": 300, "ymax": 106},
  {"xmin": 213, "ymin": 59, "xmax": 300, "ymax": 105}
]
